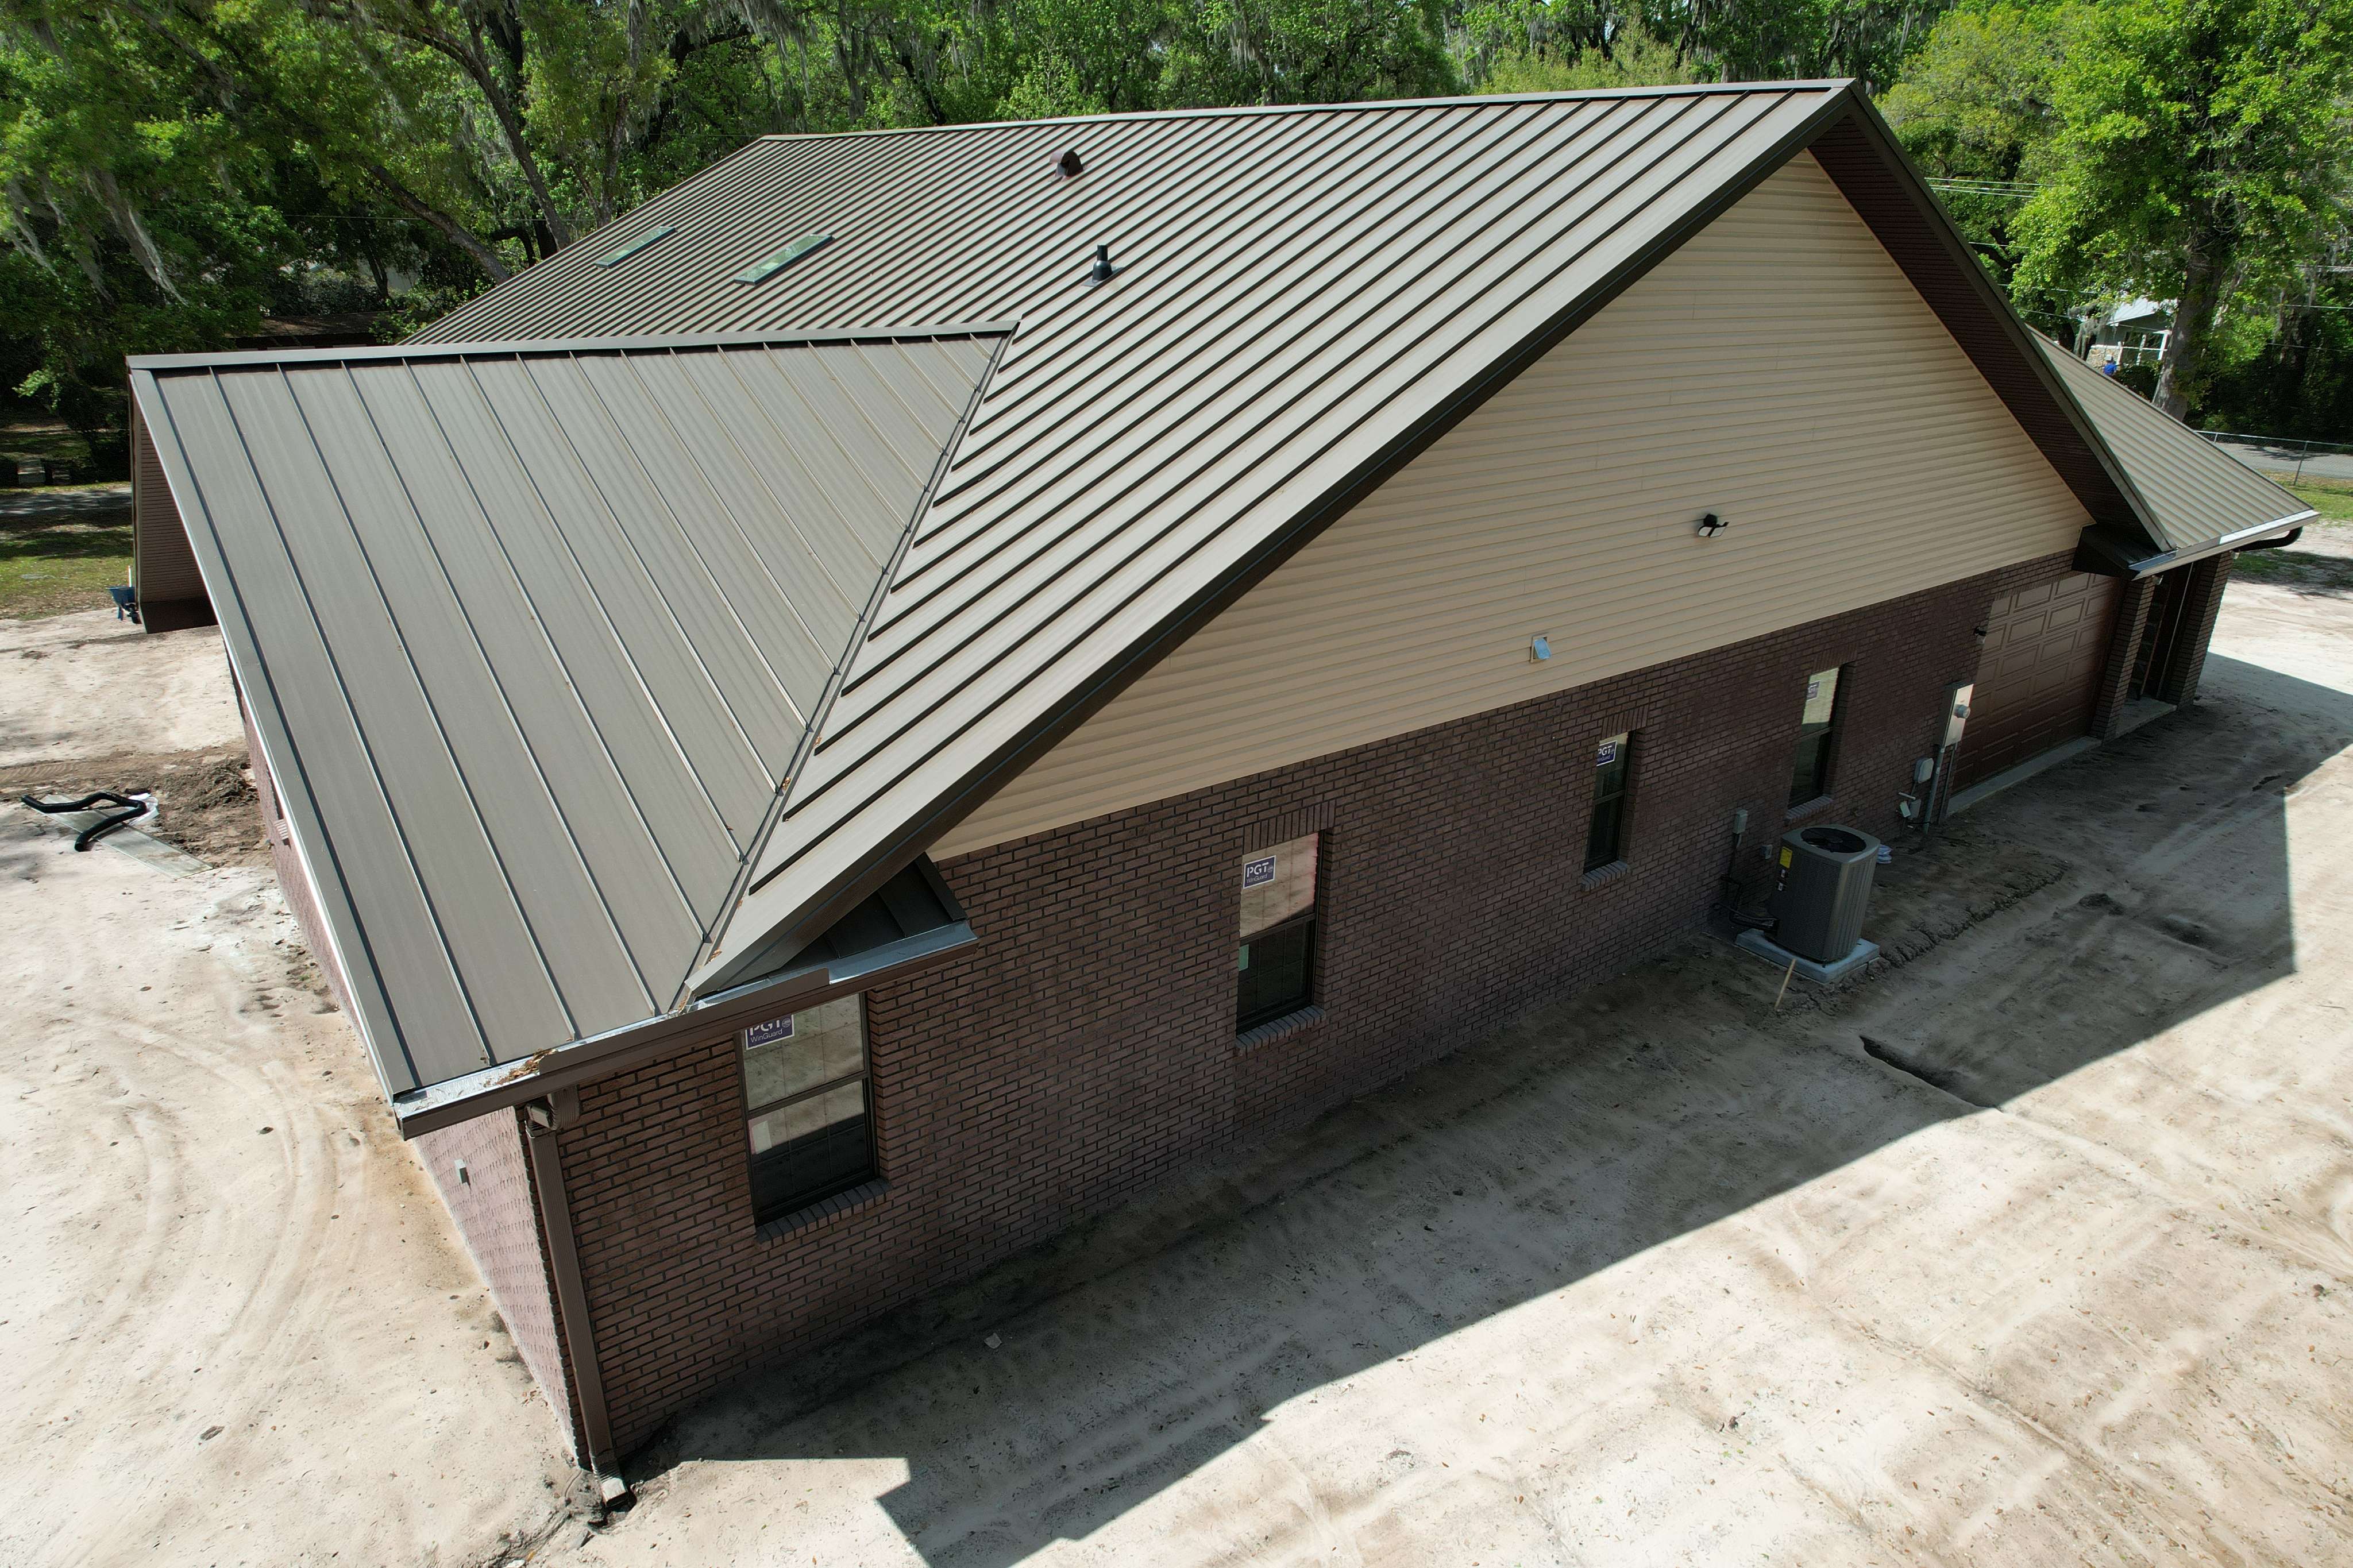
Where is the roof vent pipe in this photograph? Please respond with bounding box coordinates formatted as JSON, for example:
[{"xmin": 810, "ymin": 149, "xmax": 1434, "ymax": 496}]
[
  {"xmin": 1087, "ymin": 245, "xmax": 1114, "ymax": 287},
  {"xmin": 1054, "ymin": 148, "xmax": 1083, "ymax": 179}
]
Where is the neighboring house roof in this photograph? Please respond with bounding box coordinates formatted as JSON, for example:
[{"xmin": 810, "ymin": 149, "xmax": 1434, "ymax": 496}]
[
  {"xmin": 2100, "ymin": 297, "xmax": 2171, "ymax": 329},
  {"xmin": 130, "ymin": 329, "xmax": 1000, "ymax": 1099},
  {"xmin": 2035, "ymin": 334, "xmax": 2312, "ymax": 558},
  {"xmin": 134, "ymin": 83, "xmax": 2234, "ymax": 1130}
]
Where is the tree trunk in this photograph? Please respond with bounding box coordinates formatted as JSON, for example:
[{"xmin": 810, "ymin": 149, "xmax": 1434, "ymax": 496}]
[{"xmin": 2153, "ymin": 231, "xmax": 2224, "ymax": 422}]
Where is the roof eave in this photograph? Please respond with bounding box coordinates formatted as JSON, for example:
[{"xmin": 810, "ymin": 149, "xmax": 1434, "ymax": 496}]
[
  {"xmin": 2074, "ymin": 512, "xmax": 2316, "ymax": 577},
  {"xmin": 130, "ymin": 321, "xmax": 1019, "ymax": 374},
  {"xmin": 690, "ymin": 84, "xmax": 1874, "ymax": 986},
  {"xmin": 743, "ymin": 80, "xmax": 1862, "ymax": 143},
  {"xmin": 392, "ymin": 915, "xmax": 975, "ymax": 1138}
]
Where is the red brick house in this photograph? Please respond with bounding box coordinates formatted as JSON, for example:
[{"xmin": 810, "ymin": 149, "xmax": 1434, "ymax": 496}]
[{"xmin": 125, "ymin": 82, "xmax": 2307, "ymax": 1468}]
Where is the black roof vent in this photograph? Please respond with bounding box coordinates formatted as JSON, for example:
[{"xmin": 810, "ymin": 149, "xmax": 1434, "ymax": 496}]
[
  {"xmin": 1053, "ymin": 148, "xmax": 1083, "ymax": 179},
  {"xmin": 1087, "ymin": 245, "xmax": 1114, "ymax": 287}
]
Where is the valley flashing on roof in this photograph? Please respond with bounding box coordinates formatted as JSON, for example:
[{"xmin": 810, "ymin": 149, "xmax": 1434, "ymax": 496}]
[{"xmin": 128, "ymin": 85, "xmax": 2256, "ymax": 1137}]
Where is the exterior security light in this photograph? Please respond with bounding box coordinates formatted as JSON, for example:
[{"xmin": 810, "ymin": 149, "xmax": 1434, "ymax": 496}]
[
  {"xmin": 1530, "ymin": 635, "xmax": 1552, "ymax": 662},
  {"xmin": 1695, "ymin": 512, "xmax": 1727, "ymax": 537}
]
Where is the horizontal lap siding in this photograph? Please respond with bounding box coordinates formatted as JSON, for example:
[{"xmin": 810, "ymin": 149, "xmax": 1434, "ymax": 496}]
[
  {"xmin": 935, "ymin": 153, "xmax": 2090, "ymax": 859},
  {"xmin": 551, "ymin": 553, "xmax": 2073, "ymax": 1455}
]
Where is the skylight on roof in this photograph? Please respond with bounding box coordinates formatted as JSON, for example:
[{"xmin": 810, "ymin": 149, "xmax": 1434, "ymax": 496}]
[
  {"xmin": 596, "ymin": 225, "xmax": 675, "ymax": 267},
  {"xmin": 735, "ymin": 233, "xmax": 833, "ymax": 284}
]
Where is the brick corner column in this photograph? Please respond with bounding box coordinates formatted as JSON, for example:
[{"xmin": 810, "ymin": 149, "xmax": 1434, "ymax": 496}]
[
  {"xmin": 2152, "ymin": 553, "xmax": 2235, "ymax": 707},
  {"xmin": 2087, "ymin": 574, "xmax": 2157, "ymax": 739}
]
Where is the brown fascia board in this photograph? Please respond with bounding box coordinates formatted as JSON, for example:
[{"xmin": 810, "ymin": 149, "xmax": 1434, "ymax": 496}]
[
  {"xmin": 1800, "ymin": 105, "xmax": 2164, "ymax": 549},
  {"xmin": 393, "ymin": 914, "xmax": 975, "ymax": 1137}
]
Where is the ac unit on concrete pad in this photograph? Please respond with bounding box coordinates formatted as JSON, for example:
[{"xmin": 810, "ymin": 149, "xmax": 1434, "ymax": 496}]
[{"xmin": 1768, "ymin": 825, "xmax": 1881, "ymax": 963}]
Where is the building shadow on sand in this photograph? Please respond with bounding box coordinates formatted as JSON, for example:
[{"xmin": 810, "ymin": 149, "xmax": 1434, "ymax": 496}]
[{"xmin": 630, "ymin": 650, "xmax": 2350, "ymax": 1567}]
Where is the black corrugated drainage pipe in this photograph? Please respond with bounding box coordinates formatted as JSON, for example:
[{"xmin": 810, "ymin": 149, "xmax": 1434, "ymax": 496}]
[{"xmin": 2236, "ymin": 527, "xmax": 2305, "ymax": 553}]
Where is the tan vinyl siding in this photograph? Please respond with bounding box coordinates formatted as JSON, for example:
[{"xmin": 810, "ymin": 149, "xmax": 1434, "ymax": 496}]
[{"xmin": 938, "ymin": 152, "xmax": 2092, "ymax": 857}]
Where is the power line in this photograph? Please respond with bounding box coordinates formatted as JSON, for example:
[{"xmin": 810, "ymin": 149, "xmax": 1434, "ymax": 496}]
[{"xmin": 1926, "ymin": 177, "xmax": 2039, "ymax": 199}]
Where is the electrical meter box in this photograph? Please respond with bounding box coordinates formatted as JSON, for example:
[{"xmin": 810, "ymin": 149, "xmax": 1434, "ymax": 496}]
[{"xmin": 1942, "ymin": 681, "xmax": 1974, "ymax": 747}]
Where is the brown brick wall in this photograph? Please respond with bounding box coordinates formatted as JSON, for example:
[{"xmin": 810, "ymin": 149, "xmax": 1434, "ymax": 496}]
[
  {"xmin": 414, "ymin": 1111, "xmax": 583, "ymax": 1458},
  {"xmin": 2089, "ymin": 574, "xmax": 2157, "ymax": 739},
  {"xmin": 547, "ymin": 552, "xmax": 2080, "ymax": 1457},
  {"xmin": 2152, "ymin": 553, "xmax": 2235, "ymax": 706}
]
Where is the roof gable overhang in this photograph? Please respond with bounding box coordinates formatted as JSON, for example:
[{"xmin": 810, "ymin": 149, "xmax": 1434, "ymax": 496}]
[
  {"xmin": 127, "ymin": 326, "xmax": 1004, "ymax": 1124},
  {"xmin": 142, "ymin": 86, "xmax": 2239, "ymax": 1136},
  {"xmin": 686, "ymin": 87, "xmax": 2177, "ymax": 995}
]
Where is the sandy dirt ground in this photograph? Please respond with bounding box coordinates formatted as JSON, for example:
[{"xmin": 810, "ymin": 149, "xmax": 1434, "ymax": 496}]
[
  {"xmin": 5, "ymin": 580, "xmax": 2352, "ymax": 1567},
  {"xmin": 0, "ymin": 610, "xmax": 577, "ymax": 1568},
  {"xmin": 542, "ymin": 576, "xmax": 2353, "ymax": 1568},
  {"xmin": 1, "ymin": 608, "xmax": 241, "ymax": 770}
]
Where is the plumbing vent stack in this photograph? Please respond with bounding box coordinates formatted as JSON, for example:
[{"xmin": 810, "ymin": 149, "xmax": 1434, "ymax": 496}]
[{"xmin": 1088, "ymin": 245, "xmax": 1114, "ymax": 286}]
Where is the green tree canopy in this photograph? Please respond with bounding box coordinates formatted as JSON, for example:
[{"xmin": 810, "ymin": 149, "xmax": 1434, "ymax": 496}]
[
  {"xmin": 1892, "ymin": 0, "xmax": 2353, "ymax": 418},
  {"xmin": 10, "ymin": 0, "xmax": 2353, "ymax": 458}
]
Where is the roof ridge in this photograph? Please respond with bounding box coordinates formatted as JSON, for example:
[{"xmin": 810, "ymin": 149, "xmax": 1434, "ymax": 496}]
[
  {"xmin": 136, "ymin": 321, "xmax": 1019, "ymax": 375},
  {"xmin": 682, "ymin": 329, "xmax": 1016, "ymax": 999},
  {"xmin": 750, "ymin": 81, "xmax": 1856, "ymax": 143}
]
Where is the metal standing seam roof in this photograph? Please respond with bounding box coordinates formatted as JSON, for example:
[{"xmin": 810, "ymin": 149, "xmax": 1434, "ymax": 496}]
[
  {"xmin": 429, "ymin": 83, "xmax": 1902, "ymax": 990},
  {"xmin": 418, "ymin": 81, "xmax": 2185, "ymax": 992},
  {"xmin": 129, "ymin": 329, "xmax": 1001, "ymax": 1099},
  {"xmin": 2034, "ymin": 334, "xmax": 2312, "ymax": 553},
  {"xmin": 140, "ymin": 81, "xmax": 2232, "ymax": 1123}
]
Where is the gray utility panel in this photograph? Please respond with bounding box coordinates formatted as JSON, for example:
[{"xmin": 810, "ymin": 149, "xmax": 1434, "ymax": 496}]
[{"xmin": 1769, "ymin": 824, "xmax": 1880, "ymax": 962}]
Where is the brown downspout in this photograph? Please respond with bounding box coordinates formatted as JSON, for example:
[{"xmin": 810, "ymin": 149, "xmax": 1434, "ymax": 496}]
[{"xmin": 525, "ymin": 1089, "xmax": 615, "ymax": 1468}]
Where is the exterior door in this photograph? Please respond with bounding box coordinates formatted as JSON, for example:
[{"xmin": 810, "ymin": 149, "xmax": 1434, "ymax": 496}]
[{"xmin": 1954, "ymin": 570, "xmax": 2122, "ymax": 790}]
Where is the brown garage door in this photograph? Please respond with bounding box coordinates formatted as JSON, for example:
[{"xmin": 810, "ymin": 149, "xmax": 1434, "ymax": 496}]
[{"xmin": 1953, "ymin": 570, "xmax": 2121, "ymax": 790}]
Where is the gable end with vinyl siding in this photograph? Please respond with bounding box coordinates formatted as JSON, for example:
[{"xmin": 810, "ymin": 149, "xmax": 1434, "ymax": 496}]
[{"xmin": 936, "ymin": 152, "xmax": 2093, "ymax": 856}]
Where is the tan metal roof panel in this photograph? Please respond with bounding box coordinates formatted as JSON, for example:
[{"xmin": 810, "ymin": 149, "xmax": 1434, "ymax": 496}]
[
  {"xmin": 148, "ymin": 86, "xmax": 2184, "ymax": 1116},
  {"xmin": 692, "ymin": 88, "xmax": 1854, "ymax": 981},
  {"xmin": 130, "ymin": 330, "xmax": 1001, "ymax": 1099},
  {"xmin": 2034, "ymin": 334, "xmax": 2310, "ymax": 553}
]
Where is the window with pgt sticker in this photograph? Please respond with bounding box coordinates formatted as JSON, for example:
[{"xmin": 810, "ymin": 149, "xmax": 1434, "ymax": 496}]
[{"xmin": 1237, "ymin": 835, "xmax": 1320, "ymax": 1032}]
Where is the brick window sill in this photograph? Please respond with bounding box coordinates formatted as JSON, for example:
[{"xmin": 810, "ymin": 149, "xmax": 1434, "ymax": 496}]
[
  {"xmin": 1235, "ymin": 1005, "xmax": 1326, "ymax": 1054},
  {"xmin": 1784, "ymin": 794, "xmax": 1837, "ymax": 824},
  {"xmin": 755, "ymin": 1177, "xmax": 889, "ymax": 1241},
  {"xmin": 1580, "ymin": 859, "xmax": 1631, "ymax": 890}
]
